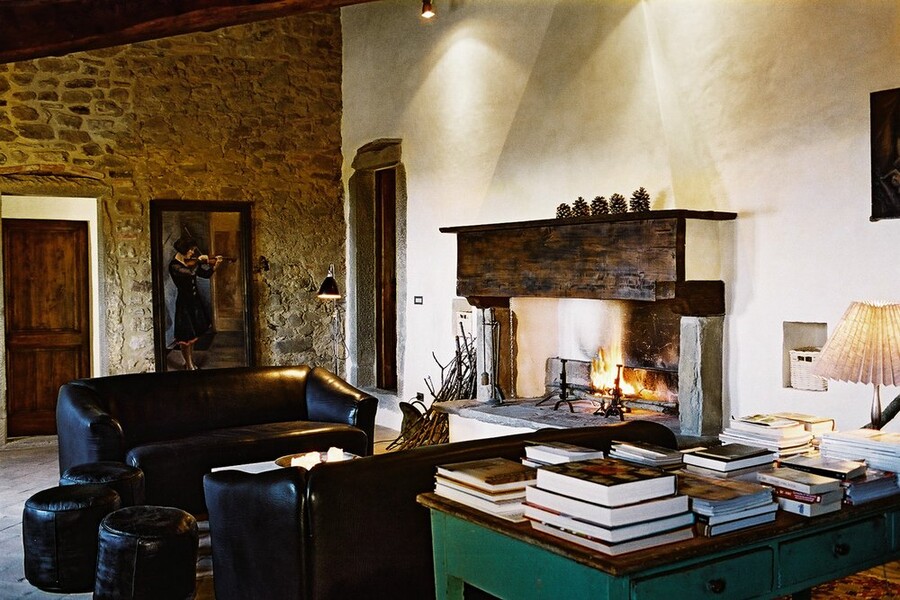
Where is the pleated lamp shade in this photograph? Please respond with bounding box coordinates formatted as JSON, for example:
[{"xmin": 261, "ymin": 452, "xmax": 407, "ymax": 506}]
[{"xmin": 813, "ymin": 301, "xmax": 900, "ymax": 428}]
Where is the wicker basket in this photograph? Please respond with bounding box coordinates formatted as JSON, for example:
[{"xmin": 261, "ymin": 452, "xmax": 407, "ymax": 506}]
[{"xmin": 789, "ymin": 347, "xmax": 827, "ymax": 391}]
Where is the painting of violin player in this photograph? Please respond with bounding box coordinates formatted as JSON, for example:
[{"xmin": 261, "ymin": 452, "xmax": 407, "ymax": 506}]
[{"xmin": 169, "ymin": 235, "xmax": 224, "ymax": 370}]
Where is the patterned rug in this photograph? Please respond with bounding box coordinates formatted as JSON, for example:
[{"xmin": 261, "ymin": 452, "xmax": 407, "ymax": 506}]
[{"xmin": 805, "ymin": 573, "xmax": 899, "ymax": 599}]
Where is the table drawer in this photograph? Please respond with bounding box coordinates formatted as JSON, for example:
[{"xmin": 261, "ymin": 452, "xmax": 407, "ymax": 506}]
[
  {"xmin": 780, "ymin": 515, "xmax": 888, "ymax": 586},
  {"xmin": 632, "ymin": 548, "xmax": 773, "ymax": 600}
]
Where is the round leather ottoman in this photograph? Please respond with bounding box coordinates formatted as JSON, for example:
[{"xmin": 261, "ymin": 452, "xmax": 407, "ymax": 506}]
[
  {"xmin": 60, "ymin": 461, "xmax": 145, "ymax": 506},
  {"xmin": 22, "ymin": 484, "xmax": 121, "ymax": 593},
  {"xmin": 95, "ymin": 505, "xmax": 199, "ymax": 600}
]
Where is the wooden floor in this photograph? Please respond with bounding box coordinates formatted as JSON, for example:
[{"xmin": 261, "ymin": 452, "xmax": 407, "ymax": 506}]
[{"xmin": 1, "ymin": 430, "xmax": 897, "ymax": 598}]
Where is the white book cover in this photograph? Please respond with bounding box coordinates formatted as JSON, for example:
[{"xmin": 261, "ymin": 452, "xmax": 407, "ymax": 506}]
[
  {"xmin": 523, "ymin": 504, "xmax": 694, "ymax": 544},
  {"xmin": 525, "ymin": 485, "xmax": 689, "ymax": 528}
]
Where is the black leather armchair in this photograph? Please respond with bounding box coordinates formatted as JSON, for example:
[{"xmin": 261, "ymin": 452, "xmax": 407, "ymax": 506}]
[
  {"xmin": 204, "ymin": 420, "xmax": 676, "ymax": 600},
  {"xmin": 57, "ymin": 365, "xmax": 377, "ymax": 515}
]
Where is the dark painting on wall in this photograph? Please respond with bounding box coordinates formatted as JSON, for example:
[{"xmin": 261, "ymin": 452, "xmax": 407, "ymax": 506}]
[
  {"xmin": 871, "ymin": 87, "xmax": 900, "ymax": 221},
  {"xmin": 150, "ymin": 200, "xmax": 255, "ymax": 371}
]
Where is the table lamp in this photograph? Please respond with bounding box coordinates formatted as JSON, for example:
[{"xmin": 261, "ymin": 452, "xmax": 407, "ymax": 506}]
[{"xmin": 812, "ymin": 300, "xmax": 900, "ymax": 429}]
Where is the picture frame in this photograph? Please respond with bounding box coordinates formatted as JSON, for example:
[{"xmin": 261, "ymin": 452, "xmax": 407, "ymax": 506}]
[
  {"xmin": 870, "ymin": 87, "xmax": 900, "ymax": 221},
  {"xmin": 150, "ymin": 200, "xmax": 255, "ymax": 371}
]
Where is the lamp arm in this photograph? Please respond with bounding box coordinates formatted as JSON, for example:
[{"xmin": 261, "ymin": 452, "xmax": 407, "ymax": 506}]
[{"xmin": 876, "ymin": 393, "xmax": 900, "ymax": 429}]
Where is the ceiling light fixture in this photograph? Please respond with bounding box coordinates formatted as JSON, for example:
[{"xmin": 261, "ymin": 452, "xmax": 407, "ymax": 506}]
[{"xmin": 421, "ymin": 1, "xmax": 435, "ymax": 19}]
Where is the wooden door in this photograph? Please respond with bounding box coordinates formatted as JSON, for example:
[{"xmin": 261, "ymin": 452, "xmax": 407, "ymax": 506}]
[
  {"xmin": 3, "ymin": 219, "xmax": 90, "ymax": 436},
  {"xmin": 375, "ymin": 168, "xmax": 397, "ymax": 391}
]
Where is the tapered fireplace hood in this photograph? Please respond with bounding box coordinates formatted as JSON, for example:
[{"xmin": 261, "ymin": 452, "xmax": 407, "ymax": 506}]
[{"xmin": 440, "ymin": 209, "xmax": 736, "ymax": 316}]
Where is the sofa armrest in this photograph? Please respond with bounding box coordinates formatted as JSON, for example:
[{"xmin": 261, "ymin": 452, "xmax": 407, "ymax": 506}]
[
  {"xmin": 204, "ymin": 468, "xmax": 309, "ymax": 600},
  {"xmin": 305, "ymin": 367, "xmax": 378, "ymax": 455},
  {"xmin": 56, "ymin": 383, "xmax": 126, "ymax": 475}
]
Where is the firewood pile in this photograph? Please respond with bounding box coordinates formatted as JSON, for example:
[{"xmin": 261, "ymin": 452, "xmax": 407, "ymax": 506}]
[{"xmin": 387, "ymin": 326, "xmax": 476, "ymax": 451}]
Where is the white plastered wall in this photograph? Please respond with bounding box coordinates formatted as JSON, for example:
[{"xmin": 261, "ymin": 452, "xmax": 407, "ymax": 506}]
[{"xmin": 342, "ymin": 0, "xmax": 900, "ymax": 432}]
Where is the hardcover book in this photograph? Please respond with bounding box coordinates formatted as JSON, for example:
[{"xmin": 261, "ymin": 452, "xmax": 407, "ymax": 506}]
[
  {"xmin": 756, "ymin": 467, "xmax": 842, "ymax": 494},
  {"xmin": 535, "ymin": 459, "xmax": 676, "ymax": 507},
  {"xmin": 530, "ymin": 520, "xmax": 694, "ymax": 556},
  {"xmin": 696, "ymin": 501, "xmax": 778, "ymax": 526},
  {"xmin": 776, "ymin": 496, "xmax": 842, "ymax": 517},
  {"xmin": 434, "ymin": 475, "xmax": 527, "ymax": 502},
  {"xmin": 524, "ymin": 442, "xmax": 606, "ymax": 465},
  {"xmin": 524, "ymin": 485, "xmax": 689, "ymax": 528},
  {"xmin": 697, "ymin": 510, "xmax": 777, "ymax": 537},
  {"xmin": 779, "ymin": 454, "xmax": 866, "ymax": 480},
  {"xmin": 771, "ymin": 487, "xmax": 844, "ymax": 505},
  {"xmin": 683, "ymin": 444, "xmax": 776, "ymax": 472},
  {"xmin": 677, "ymin": 471, "xmax": 775, "ymax": 516},
  {"xmin": 436, "ymin": 458, "xmax": 536, "ymax": 492},
  {"xmin": 523, "ymin": 504, "xmax": 694, "ymax": 544},
  {"xmin": 608, "ymin": 440, "xmax": 684, "ymax": 468},
  {"xmin": 771, "ymin": 412, "xmax": 835, "ymax": 435},
  {"xmin": 433, "ymin": 484, "xmax": 527, "ymax": 522}
]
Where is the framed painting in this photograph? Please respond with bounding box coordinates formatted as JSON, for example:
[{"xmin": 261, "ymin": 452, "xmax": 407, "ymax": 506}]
[
  {"xmin": 150, "ymin": 200, "xmax": 255, "ymax": 371},
  {"xmin": 871, "ymin": 87, "xmax": 900, "ymax": 221}
]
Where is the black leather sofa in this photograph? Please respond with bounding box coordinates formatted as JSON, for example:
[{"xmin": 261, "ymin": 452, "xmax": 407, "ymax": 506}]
[
  {"xmin": 204, "ymin": 420, "xmax": 676, "ymax": 600},
  {"xmin": 56, "ymin": 365, "xmax": 377, "ymax": 515}
]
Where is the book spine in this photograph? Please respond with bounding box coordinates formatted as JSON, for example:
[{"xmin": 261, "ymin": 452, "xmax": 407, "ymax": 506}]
[{"xmin": 772, "ymin": 487, "xmax": 824, "ymax": 504}]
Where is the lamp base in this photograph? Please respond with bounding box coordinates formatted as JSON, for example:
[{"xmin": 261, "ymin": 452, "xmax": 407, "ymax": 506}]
[{"xmin": 871, "ymin": 384, "xmax": 883, "ymax": 430}]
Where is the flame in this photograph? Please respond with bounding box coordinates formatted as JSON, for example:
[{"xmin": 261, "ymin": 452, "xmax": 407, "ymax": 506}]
[{"xmin": 590, "ymin": 347, "xmax": 635, "ymax": 396}]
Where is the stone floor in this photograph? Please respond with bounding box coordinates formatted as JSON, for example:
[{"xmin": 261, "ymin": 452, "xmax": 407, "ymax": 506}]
[{"xmin": 0, "ymin": 426, "xmax": 399, "ymax": 599}]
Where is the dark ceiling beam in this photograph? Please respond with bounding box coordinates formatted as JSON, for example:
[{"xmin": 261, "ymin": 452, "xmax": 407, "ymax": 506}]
[{"xmin": 0, "ymin": 0, "xmax": 379, "ymax": 64}]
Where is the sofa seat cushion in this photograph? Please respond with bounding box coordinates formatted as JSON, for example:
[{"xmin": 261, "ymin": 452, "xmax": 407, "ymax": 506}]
[{"xmin": 126, "ymin": 421, "xmax": 367, "ymax": 515}]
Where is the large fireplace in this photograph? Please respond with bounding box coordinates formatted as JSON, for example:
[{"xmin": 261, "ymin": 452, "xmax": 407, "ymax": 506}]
[{"xmin": 441, "ymin": 210, "xmax": 735, "ymax": 437}]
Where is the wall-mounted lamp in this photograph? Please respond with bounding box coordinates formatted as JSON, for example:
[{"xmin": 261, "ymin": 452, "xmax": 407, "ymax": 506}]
[
  {"xmin": 421, "ymin": 1, "xmax": 435, "ymax": 19},
  {"xmin": 317, "ymin": 263, "xmax": 346, "ymax": 373},
  {"xmin": 317, "ymin": 263, "xmax": 340, "ymax": 299}
]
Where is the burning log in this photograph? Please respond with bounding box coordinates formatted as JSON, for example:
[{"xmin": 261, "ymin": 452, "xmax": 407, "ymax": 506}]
[{"xmin": 387, "ymin": 324, "xmax": 476, "ymax": 451}]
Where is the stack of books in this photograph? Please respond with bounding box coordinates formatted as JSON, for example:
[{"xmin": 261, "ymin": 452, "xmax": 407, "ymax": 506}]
[
  {"xmin": 682, "ymin": 443, "xmax": 777, "ymax": 479},
  {"xmin": 819, "ymin": 429, "xmax": 900, "ymax": 473},
  {"xmin": 718, "ymin": 414, "xmax": 814, "ymax": 456},
  {"xmin": 756, "ymin": 467, "xmax": 843, "ymax": 517},
  {"xmin": 841, "ymin": 468, "xmax": 900, "ymax": 505},
  {"xmin": 607, "ymin": 440, "xmax": 684, "ymax": 469},
  {"xmin": 434, "ymin": 457, "xmax": 536, "ymax": 521},
  {"xmin": 525, "ymin": 459, "xmax": 694, "ymax": 555},
  {"xmin": 771, "ymin": 412, "xmax": 835, "ymax": 436},
  {"xmin": 522, "ymin": 442, "xmax": 606, "ymax": 468},
  {"xmin": 677, "ymin": 471, "xmax": 778, "ymax": 536}
]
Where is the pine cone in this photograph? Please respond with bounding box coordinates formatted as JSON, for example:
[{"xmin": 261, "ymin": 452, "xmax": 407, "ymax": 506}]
[
  {"xmin": 630, "ymin": 187, "xmax": 651, "ymax": 212},
  {"xmin": 556, "ymin": 203, "xmax": 573, "ymax": 219},
  {"xmin": 591, "ymin": 196, "xmax": 609, "ymax": 215},
  {"xmin": 572, "ymin": 197, "xmax": 590, "ymax": 217},
  {"xmin": 609, "ymin": 193, "xmax": 628, "ymax": 214}
]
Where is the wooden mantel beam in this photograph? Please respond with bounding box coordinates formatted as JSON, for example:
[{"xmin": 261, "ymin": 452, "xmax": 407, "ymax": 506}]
[{"xmin": 0, "ymin": 0, "xmax": 379, "ymax": 64}]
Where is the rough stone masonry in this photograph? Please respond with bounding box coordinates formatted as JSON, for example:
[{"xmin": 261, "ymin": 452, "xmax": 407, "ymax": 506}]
[{"xmin": 0, "ymin": 12, "xmax": 345, "ymax": 377}]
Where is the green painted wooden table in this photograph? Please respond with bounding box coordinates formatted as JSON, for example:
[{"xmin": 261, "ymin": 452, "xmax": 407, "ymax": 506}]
[{"xmin": 419, "ymin": 493, "xmax": 900, "ymax": 599}]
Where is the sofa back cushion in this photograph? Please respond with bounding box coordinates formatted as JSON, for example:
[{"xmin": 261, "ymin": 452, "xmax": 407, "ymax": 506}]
[
  {"xmin": 72, "ymin": 366, "xmax": 314, "ymax": 448},
  {"xmin": 304, "ymin": 421, "xmax": 675, "ymax": 600}
]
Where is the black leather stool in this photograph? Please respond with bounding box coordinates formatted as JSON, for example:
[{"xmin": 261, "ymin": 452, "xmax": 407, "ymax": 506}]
[
  {"xmin": 22, "ymin": 484, "xmax": 121, "ymax": 593},
  {"xmin": 60, "ymin": 461, "xmax": 145, "ymax": 506},
  {"xmin": 94, "ymin": 505, "xmax": 199, "ymax": 600}
]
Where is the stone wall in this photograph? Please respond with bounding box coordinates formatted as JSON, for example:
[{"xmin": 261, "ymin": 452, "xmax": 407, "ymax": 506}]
[{"xmin": 0, "ymin": 12, "xmax": 344, "ymax": 374}]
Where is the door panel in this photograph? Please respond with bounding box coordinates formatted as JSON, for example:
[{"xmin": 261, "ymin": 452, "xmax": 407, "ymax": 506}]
[{"xmin": 3, "ymin": 219, "xmax": 90, "ymax": 436}]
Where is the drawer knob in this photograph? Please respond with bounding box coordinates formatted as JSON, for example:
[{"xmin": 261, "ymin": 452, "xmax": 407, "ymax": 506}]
[
  {"xmin": 833, "ymin": 543, "xmax": 850, "ymax": 557},
  {"xmin": 706, "ymin": 579, "xmax": 727, "ymax": 594}
]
